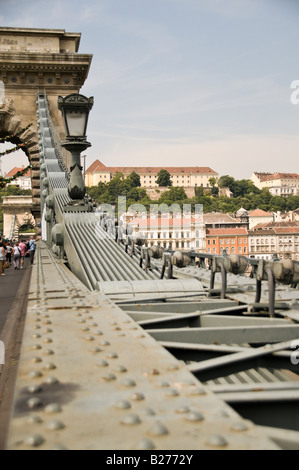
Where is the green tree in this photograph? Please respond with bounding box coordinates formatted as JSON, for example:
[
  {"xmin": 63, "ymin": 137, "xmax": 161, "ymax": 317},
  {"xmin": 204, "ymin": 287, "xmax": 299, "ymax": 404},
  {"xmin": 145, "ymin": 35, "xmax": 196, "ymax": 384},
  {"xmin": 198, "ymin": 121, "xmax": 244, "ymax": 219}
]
[
  {"xmin": 126, "ymin": 171, "xmax": 141, "ymax": 188},
  {"xmin": 156, "ymin": 169, "xmax": 172, "ymax": 187}
]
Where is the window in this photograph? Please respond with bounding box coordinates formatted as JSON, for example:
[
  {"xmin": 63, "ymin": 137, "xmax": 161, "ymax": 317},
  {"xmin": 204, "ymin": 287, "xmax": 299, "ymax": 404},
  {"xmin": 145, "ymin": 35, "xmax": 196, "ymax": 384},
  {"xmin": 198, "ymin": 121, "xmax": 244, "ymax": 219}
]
[
  {"xmin": 244, "ymin": 247, "xmax": 247, "ymax": 253},
  {"xmin": 208, "ymin": 240, "xmax": 211, "ymax": 245},
  {"xmin": 169, "ymin": 232, "xmax": 172, "ymax": 238},
  {"xmin": 244, "ymin": 239, "xmax": 247, "ymax": 244},
  {"xmin": 213, "ymin": 247, "xmax": 216, "ymax": 254},
  {"xmin": 213, "ymin": 239, "xmax": 216, "ymax": 245},
  {"xmin": 220, "ymin": 239, "xmax": 224, "ymax": 245},
  {"xmin": 163, "ymin": 232, "xmax": 167, "ymax": 239},
  {"xmin": 225, "ymin": 239, "xmax": 229, "ymax": 244},
  {"xmin": 181, "ymin": 242, "xmax": 185, "ymax": 248},
  {"xmin": 176, "ymin": 242, "xmax": 179, "ymax": 248},
  {"xmin": 238, "ymin": 238, "xmax": 242, "ymax": 244},
  {"xmin": 231, "ymin": 239, "xmax": 235, "ymax": 244},
  {"xmin": 231, "ymin": 247, "xmax": 235, "ymax": 254},
  {"xmin": 238, "ymin": 247, "xmax": 242, "ymax": 253}
]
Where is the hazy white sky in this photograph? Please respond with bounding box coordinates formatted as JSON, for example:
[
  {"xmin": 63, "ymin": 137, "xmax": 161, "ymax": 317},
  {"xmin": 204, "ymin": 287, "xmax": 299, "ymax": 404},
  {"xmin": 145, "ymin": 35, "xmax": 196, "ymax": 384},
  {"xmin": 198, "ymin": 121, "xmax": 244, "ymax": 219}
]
[{"xmin": 1, "ymin": 0, "xmax": 299, "ymax": 179}]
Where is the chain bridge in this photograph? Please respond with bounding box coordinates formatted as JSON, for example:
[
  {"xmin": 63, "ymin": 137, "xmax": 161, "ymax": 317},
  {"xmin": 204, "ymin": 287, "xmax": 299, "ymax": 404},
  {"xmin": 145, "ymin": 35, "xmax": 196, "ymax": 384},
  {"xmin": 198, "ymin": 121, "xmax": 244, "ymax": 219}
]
[{"xmin": 1, "ymin": 28, "xmax": 299, "ymax": 451}]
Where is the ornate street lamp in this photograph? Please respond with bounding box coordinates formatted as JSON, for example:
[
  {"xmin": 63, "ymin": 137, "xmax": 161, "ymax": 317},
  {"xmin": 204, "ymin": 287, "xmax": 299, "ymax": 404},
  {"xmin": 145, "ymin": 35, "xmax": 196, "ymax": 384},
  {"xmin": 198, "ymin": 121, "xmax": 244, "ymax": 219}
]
[{"xmin": 58, "ymin": 94, "xmax": 93, "ymax": 201}]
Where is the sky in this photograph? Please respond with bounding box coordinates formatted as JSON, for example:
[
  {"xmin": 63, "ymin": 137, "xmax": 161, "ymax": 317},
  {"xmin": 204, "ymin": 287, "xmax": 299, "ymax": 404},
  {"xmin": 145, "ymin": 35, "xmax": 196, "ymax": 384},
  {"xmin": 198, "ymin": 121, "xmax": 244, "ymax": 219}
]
[{"xmin": 1, "ymin": 0, "xmax": 299, "ymax": 180}]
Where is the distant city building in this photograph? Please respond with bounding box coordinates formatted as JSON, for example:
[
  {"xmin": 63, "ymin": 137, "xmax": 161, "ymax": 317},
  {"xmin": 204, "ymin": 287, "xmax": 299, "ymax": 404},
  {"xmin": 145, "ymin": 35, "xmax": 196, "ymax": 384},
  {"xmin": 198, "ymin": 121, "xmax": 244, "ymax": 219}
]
[
  {"xmin": 251, "ymin": 172, "xmax": 299, "ymax": 196},
  {"xmin": 129, "ymin": 214, "xmax": 205, "ymax": 251},
  {"xmin": 4, "ymin": 166, "xmax": 32, "ymax": 190},
  {"xmin": 85, "ymin": 159, "xmax": 218, "ymax": 189},
  {"xmin": 206, "ymin": 228, "xmax": 248, "ymax": 255},
  {"xmin": 203, "ymin": 212, "xmax": 248, "ymax": 229},
  {"xmin": 248, "ymin": 221, "xmax": 299, "ymax": 261},
  {"xmin": 249, "ymin": 208, "xmax": 273, "ymax": 229}
]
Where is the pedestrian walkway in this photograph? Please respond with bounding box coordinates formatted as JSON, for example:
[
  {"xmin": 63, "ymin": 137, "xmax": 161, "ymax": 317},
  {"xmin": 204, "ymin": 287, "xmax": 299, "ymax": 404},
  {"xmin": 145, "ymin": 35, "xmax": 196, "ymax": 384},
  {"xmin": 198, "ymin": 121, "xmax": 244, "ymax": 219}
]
[{"xmin": 0, "ymin": 257, "xmax": 31, "ymax": 333}]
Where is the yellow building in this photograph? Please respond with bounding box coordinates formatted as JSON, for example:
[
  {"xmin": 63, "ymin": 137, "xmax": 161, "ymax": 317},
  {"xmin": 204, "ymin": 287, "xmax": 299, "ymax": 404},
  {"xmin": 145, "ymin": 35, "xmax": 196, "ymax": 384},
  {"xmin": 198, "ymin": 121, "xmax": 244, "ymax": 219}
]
[{"xmin": 85, "ymin": 159, "xmax": 218, "ymax": 188}]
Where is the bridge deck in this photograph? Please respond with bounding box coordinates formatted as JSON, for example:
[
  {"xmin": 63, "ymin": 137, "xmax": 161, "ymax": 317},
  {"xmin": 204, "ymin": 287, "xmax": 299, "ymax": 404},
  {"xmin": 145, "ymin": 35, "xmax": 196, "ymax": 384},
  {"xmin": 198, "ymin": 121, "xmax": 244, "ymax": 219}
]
[{"xmin": 4, "ymin": 243, "xmax": 279, "ymax": 450}]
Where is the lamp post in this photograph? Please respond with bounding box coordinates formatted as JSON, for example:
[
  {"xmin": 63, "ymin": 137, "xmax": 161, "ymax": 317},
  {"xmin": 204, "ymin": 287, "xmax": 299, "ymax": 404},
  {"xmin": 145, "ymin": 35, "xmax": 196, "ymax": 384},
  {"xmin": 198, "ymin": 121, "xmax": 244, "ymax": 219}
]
[
  {"xmin": 81, "ymin": 154, "xmax": 87, "ymax": 186},
  {"xmin": 58, "ymin": 94, "xmax": 93, "ymax": 201}
]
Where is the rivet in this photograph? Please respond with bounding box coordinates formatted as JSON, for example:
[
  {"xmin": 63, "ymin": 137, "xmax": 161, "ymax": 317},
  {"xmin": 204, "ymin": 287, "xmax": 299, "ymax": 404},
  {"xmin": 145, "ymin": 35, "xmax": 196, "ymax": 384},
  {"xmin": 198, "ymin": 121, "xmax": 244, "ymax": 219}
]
[
  {"xmin": 43, "ymin": 349, "xmax": 55, "ymax": 355},
  {"xmin": 143, "ymin": 408, "xmax": 155, "ymax": 416},
  {"xmin": 96, "ymin": 360, "xmax": 109, "ymax": 367},
  {"xmin": 135, "ymin": 438, "xmax": 155, "ymax": 450},
  {"xmin": 145, "ymin": 369, "xmax": 159, "ymax": 376},
  {"xmin": 43, "ymin": 338, "xmax": 53, "ymax": 344},
  {"xmin": 31, "ymin": 357, "xmax": 42, "ymax": 363},
  {"xmin": 32, "ymin": 334, "xmax": 42, "ymax": 339},
  {"xmin": 28, "ymin": 370, "xmax": 43, "ymax": 379},
  {"xmin": 43, "ymin": 320, "xmax": 52, "ymax": 325},
  {"xmin": 46, "ymin": 420, "xmax": 65, "ymax": 431},
  {"xmin": 184, "ymin": 411, "xmax": 204, "ymax": 422},
  {"xmin": 231, "ymin": 422, "xmax": 249, "ymax": 432},
  {"xmin": 43, "ymin": 363, "xmax": 57, "ymax": 370},
  {"xmin": 33, "ymin": 325, "xmax": 41, "ymax": 330},
  {"xmin": 106, "ymin": 352, "xmax": 118, "ymax": 359},
  {"xmin": 91, "ymin": 347, "xmax": 102, "ymax": 353},
  {"xmin": 165, "ymin": 389, "xmax": 179, "ymax": 397},
  {"xmin": 44, "ymin": 328, "xmax": 53, "ymax": 333},
  {"xmin": 81, "ymin": 327, "xmax": 90, "ymax": 332},
  {"xmin": 27, "ymin": 397, "xmax": 43, "ymax": 409},
  {"xmin": 32, "ymin": 344, "xmax": 42, "ymax": 350},
  {"xmin": 175, "ymin": 406, "xmax": 190, "ymax": 414},
  {"xmin": 115, "ymin": 400, "xmax": 131, "ymax": 410},
  {"xmin": 122, "ymin": 379, "xmax": 136, "ymax": 387},
  {"xmin": 147, "ymin": 422, "xmax": 169, "ymax": 436},
  {"xmin": 45, "ymin": 377, "xmax": 59, "ymax": 385},
  {"xmin": 102, "ymin": 374, "xmax": 117, "ymax": 382},
  {"xmin": 159, "ymin": 381, "xmax": 170, "ymax": 388},
  {"xmin": 85, "ymin": 336, "xmax": 95, "ymax": 341},
  {"xmin": 44, "ymin": 403, "xmax": 62, "ymax": 414},
  {"xmin": 24, "ymin": 434, "xmax": 45, "ymax": 447},
  {"xmin": 27, "ymin": 385, "xmax": 43, "ymax": 394},
  {"xmin": 95, "ymin": 330, "xmax": 104, "ymax": 336},
  {"xmin": 115, "ymin": 365, "xmax": 127, "ymax": 373},
  {"xmin": 26, "ymin": 415, "xmax": 43, "ymax": 425},
  {"xmin": 100, "ymin": 340, "xmax": 110, "ymax": 346},
  {"xmin": 206, "ymin": 434, "xmax": 228, "ymax": 447},
  {"xmin": 131, "ymin": 392, "xmax": 145, "ymax": 401},
  {"xmin": 78, "ymin": 319, "xmax": 86, "ymax": 324},
  {"xmin": 121, "ymin": 414, "xmax": 141, "ymax": 425}
]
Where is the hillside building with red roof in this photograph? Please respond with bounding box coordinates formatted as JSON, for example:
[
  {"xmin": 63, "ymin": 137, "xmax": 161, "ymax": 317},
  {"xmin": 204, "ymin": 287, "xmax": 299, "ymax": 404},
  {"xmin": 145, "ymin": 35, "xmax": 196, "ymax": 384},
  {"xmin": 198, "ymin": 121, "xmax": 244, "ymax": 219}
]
[{"xmin": 85, "ymin": 159, "xmax": 218, "ymax": 189}]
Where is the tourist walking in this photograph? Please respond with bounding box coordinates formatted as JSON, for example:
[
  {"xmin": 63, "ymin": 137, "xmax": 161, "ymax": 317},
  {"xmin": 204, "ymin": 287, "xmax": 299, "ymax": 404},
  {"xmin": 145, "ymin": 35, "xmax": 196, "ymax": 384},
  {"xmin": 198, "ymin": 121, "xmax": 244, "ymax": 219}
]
[
  {"xmin": 6, "ymin": 241, "xmax": 13, "ymax": 266},
  {"xmin": 19, "ymin": 239, "xmax": 27, "ymax": 269},
  {"xmin": 28, "ymin": 235, "xmax": 36, "ymax": 265},
  {"xmin": 0, "ymin": 242, "xmax": 6, "ymax": 276},
  {"xmin": 13, "ymin": 242, "xmax": 21, "ymax": 270}
]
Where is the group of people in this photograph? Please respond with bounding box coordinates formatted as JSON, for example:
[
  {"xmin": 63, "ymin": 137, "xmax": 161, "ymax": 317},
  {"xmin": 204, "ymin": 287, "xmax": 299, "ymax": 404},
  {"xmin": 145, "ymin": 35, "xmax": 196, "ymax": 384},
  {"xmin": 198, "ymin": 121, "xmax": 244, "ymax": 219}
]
[{"xmin": 0, "ymin": 236, "xmax": 37, "ymax": 276}]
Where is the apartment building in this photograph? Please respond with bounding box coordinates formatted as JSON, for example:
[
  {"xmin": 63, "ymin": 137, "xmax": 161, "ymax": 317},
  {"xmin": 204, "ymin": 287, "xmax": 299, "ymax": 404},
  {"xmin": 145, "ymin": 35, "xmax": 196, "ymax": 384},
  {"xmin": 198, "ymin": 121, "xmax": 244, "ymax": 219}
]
[
  {"xmin": 249, "ymin": 208, "xmax": 273, "ymax": 229},
  {"xmin": 129, "ymin": 215, "xmax": 205, "ymax": 251},
  {"xmin": 248, "ymin": 222, "xmax": 299, "ymax": 261},
  {"xmin": 206, "ymin": 228, "xmax": 248, "ymax": 255},
  {"xmin": 85, "ymin": 159, "xmax": 218, "ymax": 189},
  {"xmin": 251, "ymin": 172, "xmax": 299, "ymax": 195}
]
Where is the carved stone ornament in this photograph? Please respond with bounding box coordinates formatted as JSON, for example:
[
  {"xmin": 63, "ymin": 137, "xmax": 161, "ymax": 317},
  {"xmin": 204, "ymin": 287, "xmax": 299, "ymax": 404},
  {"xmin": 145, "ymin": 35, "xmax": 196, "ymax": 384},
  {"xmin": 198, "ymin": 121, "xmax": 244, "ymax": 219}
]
[{"xmin": 0, "ymin": 97, "xmax": 15, "ymax": 116}]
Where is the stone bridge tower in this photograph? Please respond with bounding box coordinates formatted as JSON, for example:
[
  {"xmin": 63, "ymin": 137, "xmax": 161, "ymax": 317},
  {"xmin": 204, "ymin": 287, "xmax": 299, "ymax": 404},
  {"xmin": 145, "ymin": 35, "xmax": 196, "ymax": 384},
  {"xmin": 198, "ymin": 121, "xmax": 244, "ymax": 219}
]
[{"xmin": 0, "ymin": 27, "xmax": 92, "ymax": 223}]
